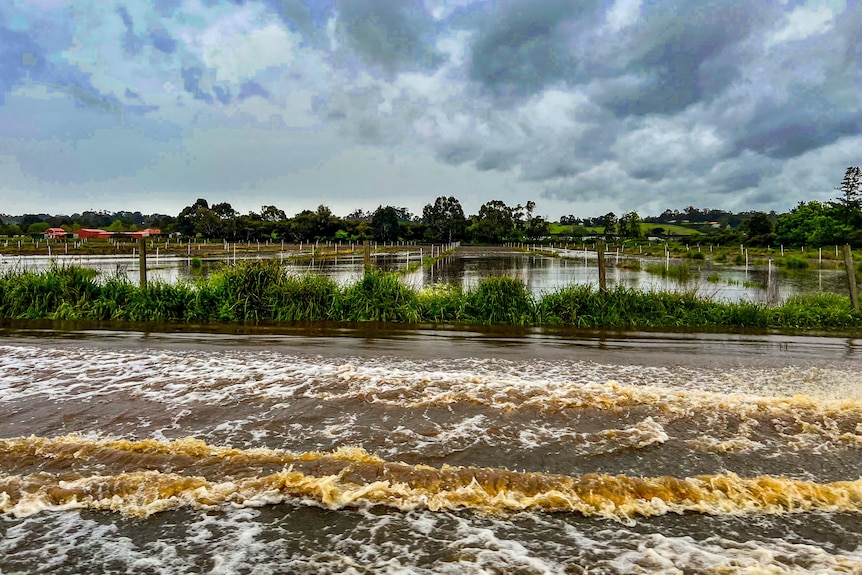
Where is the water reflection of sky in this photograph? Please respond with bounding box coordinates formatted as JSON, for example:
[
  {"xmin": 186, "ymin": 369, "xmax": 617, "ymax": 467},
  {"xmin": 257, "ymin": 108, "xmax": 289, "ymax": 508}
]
[{"xmin": 0, "ymin": 252, "xmax": 851, "ymax": 304}]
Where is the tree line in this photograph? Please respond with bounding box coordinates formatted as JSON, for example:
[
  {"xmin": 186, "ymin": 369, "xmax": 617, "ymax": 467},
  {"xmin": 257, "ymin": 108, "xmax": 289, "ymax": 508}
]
[{"xmin": 2, "ymin": 167, "xmax": 860, "ymax": 247}]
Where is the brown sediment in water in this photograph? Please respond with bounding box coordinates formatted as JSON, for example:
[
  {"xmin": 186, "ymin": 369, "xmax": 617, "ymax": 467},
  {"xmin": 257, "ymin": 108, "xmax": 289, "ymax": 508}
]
[{"xmin": 1, "ymin": 436, "xmax": 860, "ymax": 521}]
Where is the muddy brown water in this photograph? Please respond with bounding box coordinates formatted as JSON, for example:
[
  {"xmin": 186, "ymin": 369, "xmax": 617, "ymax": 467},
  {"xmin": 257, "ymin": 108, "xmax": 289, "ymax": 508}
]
[{"xmin": 1, "ymin": 323, "xmax": 861, "ymax": 573}]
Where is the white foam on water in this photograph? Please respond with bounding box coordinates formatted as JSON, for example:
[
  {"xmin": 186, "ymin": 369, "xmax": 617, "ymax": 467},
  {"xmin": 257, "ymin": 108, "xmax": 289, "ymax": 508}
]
[
  {"xmin": 607, "ymin": 532, "xmax": 862, "ymax": 575},
  {"xmin": 2, "ymin": 343, "xmax": 860, "ymax": 460},
  {"xmin": 2, "ymin": 501, "xmax": 861, "ymax": 574},
  {"xmin": 4, "ymin": 345, "xmax": 860, "ymax": 409},
  {"xmin": 0, "ymin": 512, "xmax": 176, "ymax": 575}
]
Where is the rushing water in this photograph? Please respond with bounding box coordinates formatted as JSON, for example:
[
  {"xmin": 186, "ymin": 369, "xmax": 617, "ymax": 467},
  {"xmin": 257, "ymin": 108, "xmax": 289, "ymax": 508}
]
[{"xmin": 1, "ymin": 325, "xmax": 861, "ymax": 574}]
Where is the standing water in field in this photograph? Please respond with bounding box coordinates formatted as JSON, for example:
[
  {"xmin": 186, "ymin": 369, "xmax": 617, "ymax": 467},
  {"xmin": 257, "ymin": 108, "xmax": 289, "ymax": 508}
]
[{"xmin": 1, "ymin": 326, "xmax": 861, "ymax": 574}]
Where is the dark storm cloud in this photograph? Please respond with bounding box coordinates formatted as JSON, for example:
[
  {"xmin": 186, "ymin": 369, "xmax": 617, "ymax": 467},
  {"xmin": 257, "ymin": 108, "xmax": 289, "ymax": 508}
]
[
  {"xmin": 599, "ymin": 1, "xmax": 769, "ymax": 116},
  {"xmin": 149, "ymin": 28, "xmax": 177, "ymax": 54},
  {"xmin": 263, "ymin": 0, "xmax": 325, "ymax": 35},
  {"xmin": 213, "ymin": 85, "xmax": 231, "ymax": 105},
  {"xmin": 335, "ymin": 0, "xmax": 444, "ymax": 73},
  {"xmin": 0, "ymin": 21, "xmax": 147, "ymax": 125},
  {"xmin": 737, "ymin": 96, "xmax": 862, "ymax": 160},
  {"xmin": 840, "ymin": 2, "xmax": 862, "ymax": 82},
  {"xmin": 153, "ymin": 0, "xmax": 183, "ymax": 17},
  {"xmin": 721, "ymin": 168, "xmax": 763, "ymax": 192},
  {"xmin": 466, "ymin": 0, "xmax": 601, "ymax": 98},
  {"xmin": 239, "ymin": 81, "xmax": 269, "ymax": 100},
  {"xmin": 0, "ymin": 26, "xmax": 46, "ymax": 101},
  {"xmin": 117, "ymin": 5, "xmax": 144, "ymax": 56},
  {"xmin": 181, "ymin": 67, "xmax": 214, "ymax": 104}
]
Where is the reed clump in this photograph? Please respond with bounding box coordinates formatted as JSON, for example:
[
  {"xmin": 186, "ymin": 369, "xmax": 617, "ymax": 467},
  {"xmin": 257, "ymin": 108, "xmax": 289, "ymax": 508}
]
[
  {"xmin": 465, "ymin": 276, "xmax": 535, "ymax": 325},
  {"xmin": 778, "ymin": 255, "xmax": 810, "ymax": 270},
  {"xmin": 645, "ymin": 263, "xmax": 695, "ymax": 281},
  {"xmin": 1, "ymin": 262, "xmax": 860, "ymax": 330}
]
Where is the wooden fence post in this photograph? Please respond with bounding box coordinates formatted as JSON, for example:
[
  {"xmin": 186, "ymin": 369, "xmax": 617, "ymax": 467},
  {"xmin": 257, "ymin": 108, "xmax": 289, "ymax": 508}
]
[
  {"xmin": 844, "ymin": 244, "xmax": 859, "ymax": 311},
  {"xmin": 139, "ymin": 237, "xmax": 147, "ymax": 289},
  {"xmin": 597, "ymin": 239, "xmax": 606, "ymax": 294}
]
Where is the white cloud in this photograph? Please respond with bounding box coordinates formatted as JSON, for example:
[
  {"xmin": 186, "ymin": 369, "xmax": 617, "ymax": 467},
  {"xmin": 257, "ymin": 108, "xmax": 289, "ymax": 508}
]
[
  {"xmin": 766, "ymin": 3, "xmax": 837, "ymax": 46},
  {"xmin": 613, "ymin": 119, "xmax": 726, "ymax": 176},
  {"xmin": 197, "ymin": 16, "xmax": 299, "ymax": 82},
  {"xmin": 606, "ymin": 0, "xmax": 642, "ymax": 32}
]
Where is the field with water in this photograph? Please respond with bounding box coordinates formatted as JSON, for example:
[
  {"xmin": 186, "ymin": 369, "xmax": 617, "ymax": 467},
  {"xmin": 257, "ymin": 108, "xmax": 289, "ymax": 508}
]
[
  {"xmin": 1, "ymin": 244, "xmax": 855, "ymax": 305},
  {"xmin": 1, "ymin": 326, "xmax": 861, "ymax": 573}
]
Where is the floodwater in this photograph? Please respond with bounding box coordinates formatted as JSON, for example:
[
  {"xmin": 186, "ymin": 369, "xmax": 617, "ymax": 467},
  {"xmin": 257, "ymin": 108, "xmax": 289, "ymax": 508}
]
[
  {"xmin": 0, "ymin": 247, "xmax": 852, "ymax": 303},
  {"xmin": 1, "ymin": 324, "xmax": 861, "ymax": 574}
]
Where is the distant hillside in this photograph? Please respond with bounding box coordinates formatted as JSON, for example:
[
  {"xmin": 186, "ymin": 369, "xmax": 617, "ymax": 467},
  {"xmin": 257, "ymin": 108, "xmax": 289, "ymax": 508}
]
[{"xmin": 549, "ymin": 222, "xmax": 704, "ymax": 237}]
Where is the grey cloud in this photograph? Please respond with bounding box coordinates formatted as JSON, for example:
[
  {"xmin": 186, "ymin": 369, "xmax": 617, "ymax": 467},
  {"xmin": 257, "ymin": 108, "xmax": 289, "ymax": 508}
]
[
  {"xmin": 475, "ymin": 147, "xmax": 521, "ymax": 171},
  {"xmin": 213, "ymin": 85, "xmax": 231, "ymax": 105},
  {"xmin": 316, "ymin": 85, "xmax": 428, "ymax": 146},
  {"xmin": 437, "ymin": 141, "xmax": 482, "ymax": 165},
  {"xmin": 181, "ymin": 67, "xmax": 213, "ymax": 104},
  {"xmin": 153, "ymin": 0, "xmax": 183, "ymax": 17},
  {"xmin": 239, "ymin": 81, "xmax": 269, "ymax": 100},
  {"xmin": 840, "ymin": 3, "xmax": 862, "ymax": 84},
  {"xmin": 600, "ymin": 1, "xmax": 770, "ymax": 116},
  {"xmin": 743, "ymin": 188, "xmax": 779, "ymax": 205},
  {"xmin": 335, "ymin": 0, "xmax": 444, "ymax": 73},
  {"xmin": 701, "ymin": 152, "xmax": 782, "ymax": 199},
  {"xmin": 0, "ymin": 26, "xmax": 47, "ymax": 100},
  {"xmin": 628, "ymin": 165, "xmax": 663, "ymax": 182},
  {"xmin": 149, "ymin": 28, "xmax": 177, "ymax": 54},
  {"xmin": 733, "ymin": 85, "xmax": 861, "ymax": 160},
  {"xmin": 467, "ymin": 0, "xmax": 601, "ymax": 98},
  {"xmin": 117, "ymin": 6, "xmax": 144, "ymax": 56},
  {"xmin": 265, "ymin": 0, "xmax": 318, "ymax": 36}
]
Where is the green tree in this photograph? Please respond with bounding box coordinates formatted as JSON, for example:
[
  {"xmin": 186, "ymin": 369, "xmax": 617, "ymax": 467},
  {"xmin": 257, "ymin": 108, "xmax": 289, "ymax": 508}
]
[
  {"xmin": 620, "ymin": 211, "xmax": 642, "ymax": 239},
  {"xmin": 26, "ymin": 222, "xmax": 50, "ymax": 235},
  {"xmin": 192, "ymin": 207, "xmax": 223, "ymax": 238},
  {"xmin": 525, "ymin": 215, "xmax": 550, "ymax": 240},
  {"xmin": 468, "ymin": 200, "xmax": 515, "ymax": 243},
  {"xmin": 106, "ymin": 219, "xmax": 137, "ymax": 233},
  {"xmin": 211, "ymin": 202, "xmax": 238, "ymax": 220},
  {"xmin": 833, "ymin": 166, "xmax": 862, "ymax": 243},
  {"xmin": 290, "ymin": 210, "xmax": 317, "ymax": 242},
  {"xmin": 371, "ymin": 205, "xmax": 401, "ymax": 242},
  {"xmin": 422, "ymin": 196, "xmax": 466, "ymax": 243},
  {"xmin": 602, "ymin": 212, "xmax": 617, "ymax": 240},
  {"xmin": 0, "ymin": 222, "xmax": 22, "ymax": 236},
  {"xmin": 775, "ymin": 201, "xmax": 848, "ymax": 247},
  {"xmin": 177, "ymin": 199, "xmax": 210, "ymax": 236},
  {"xmin": 836, "ymin": 166, "xmax": 862, "ymax": 212},
  {"xmin": 741, "ymin": 211, "xmax": 775, "ymax": 246},
  {"xmin": 260, "ymin": 205, "xmax": 286, "ymax": 223}
]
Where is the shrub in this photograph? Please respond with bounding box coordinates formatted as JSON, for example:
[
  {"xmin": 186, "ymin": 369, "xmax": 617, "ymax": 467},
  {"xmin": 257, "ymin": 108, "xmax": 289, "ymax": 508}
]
[
  {"xmin": 781, "ymin": 255, "xmax": 810, "ymax": 270},
  {"xmin": 466, "ymin": 276, "xmax": 534, "ymax": 324}
]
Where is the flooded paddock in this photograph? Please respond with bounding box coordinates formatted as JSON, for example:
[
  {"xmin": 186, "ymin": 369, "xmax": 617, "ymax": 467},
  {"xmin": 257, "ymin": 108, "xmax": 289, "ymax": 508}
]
[
  {"xmin": 1, "ymin": 324, "xmax": 861, "ymax": 573},
  {"xmin": 0, "ymin": 246, "xmax": 852, "ymax": 304}
]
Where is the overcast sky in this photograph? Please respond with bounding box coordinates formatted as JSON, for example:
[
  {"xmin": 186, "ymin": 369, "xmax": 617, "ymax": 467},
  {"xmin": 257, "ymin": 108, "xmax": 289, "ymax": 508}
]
[{"xmin": 0, "ymin": 0, "xmax": 859, "ymax": 220}]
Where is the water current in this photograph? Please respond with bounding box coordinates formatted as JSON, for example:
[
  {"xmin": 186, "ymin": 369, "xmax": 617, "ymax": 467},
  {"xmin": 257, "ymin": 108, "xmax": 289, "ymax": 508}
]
[{"xmin": 1, "ymin": 325, "xmax": 861, "ymax": 574}]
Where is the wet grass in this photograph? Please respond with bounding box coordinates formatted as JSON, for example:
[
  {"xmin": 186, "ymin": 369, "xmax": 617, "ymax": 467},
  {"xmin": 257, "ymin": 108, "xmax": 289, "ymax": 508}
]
[
  {"xmin": 1, "ymin": 261, "xmax": 859, "ymax": 330},
  {"xmin": 645, "ymin": 263, "xmax": 696, "ymax": 281}
]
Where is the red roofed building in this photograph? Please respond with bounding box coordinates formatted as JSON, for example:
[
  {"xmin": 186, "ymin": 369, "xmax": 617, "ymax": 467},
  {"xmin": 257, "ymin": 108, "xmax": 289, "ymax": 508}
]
[
  {"xmin": 75, "ymin": 229, "xmax": 113, "ymax": 239},
  {"xmin": 44, "ymin": 228, "xmax": 69, "ymax": 239}
]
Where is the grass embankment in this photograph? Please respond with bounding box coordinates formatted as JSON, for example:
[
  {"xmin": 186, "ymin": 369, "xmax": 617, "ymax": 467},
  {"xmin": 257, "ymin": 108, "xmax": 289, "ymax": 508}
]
[{"xmin": 1, "ymin": 261, "xmax": 859, "ymax": 330}]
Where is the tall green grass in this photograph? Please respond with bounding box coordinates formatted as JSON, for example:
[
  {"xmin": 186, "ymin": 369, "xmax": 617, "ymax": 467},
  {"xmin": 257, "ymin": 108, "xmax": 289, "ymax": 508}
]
[
  {"xmin": 645, "ymin": 263, "xmax": 696, "ymax": 281},
  {"xmin": 1, "ymin": 262, "xmax": 859, "ymax": 330}
]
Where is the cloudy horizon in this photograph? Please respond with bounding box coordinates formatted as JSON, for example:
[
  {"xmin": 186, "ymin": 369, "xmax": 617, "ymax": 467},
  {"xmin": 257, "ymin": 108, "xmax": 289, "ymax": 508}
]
[{"xmin": 0, "ymin": 0, "xmax": 859, "ymax": 220}]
